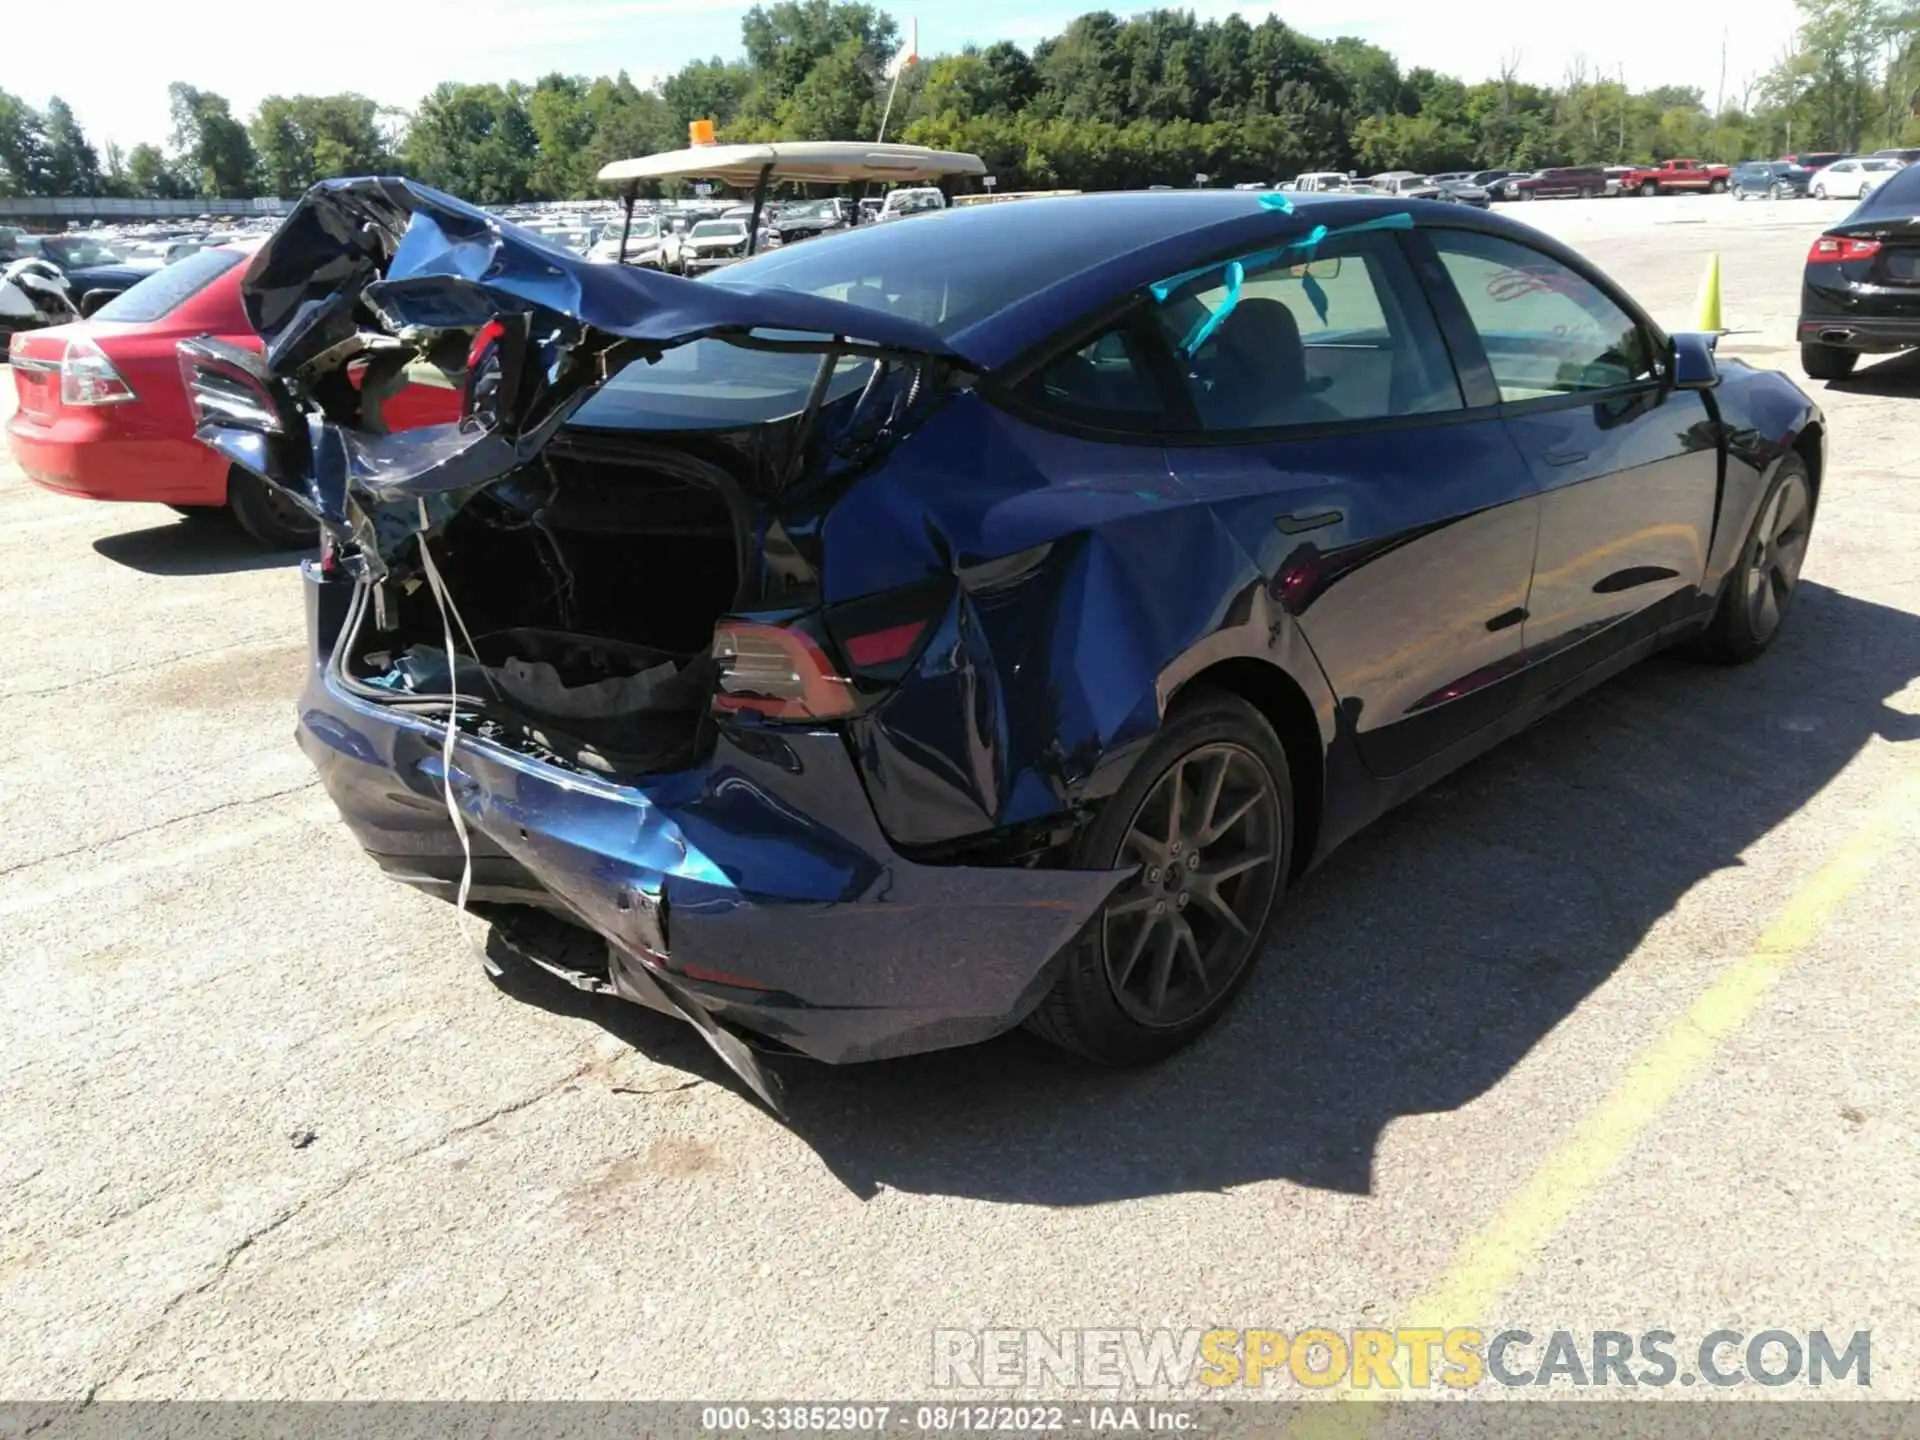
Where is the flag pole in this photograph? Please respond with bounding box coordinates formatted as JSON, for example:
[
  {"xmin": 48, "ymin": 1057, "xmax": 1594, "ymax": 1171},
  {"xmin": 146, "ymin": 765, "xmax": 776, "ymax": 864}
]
[
  {"xmin": 877, "ymin": 17, "xmax": 916, "ymax": 142},
  {"xmin": 877, "ymin": 69, "xmax": 902, "ymax": 143}
]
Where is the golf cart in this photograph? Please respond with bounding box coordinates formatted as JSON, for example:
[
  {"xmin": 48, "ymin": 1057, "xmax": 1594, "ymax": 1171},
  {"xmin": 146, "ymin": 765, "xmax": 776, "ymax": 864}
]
[{"xmin": 596, "ymin": 136, "xmax": 986, "ymax": 273}]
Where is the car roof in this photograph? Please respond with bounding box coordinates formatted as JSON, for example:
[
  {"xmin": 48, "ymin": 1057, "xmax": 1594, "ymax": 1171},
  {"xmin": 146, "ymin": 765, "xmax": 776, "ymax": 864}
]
[
  {"xmin": 597, "ymin": 141, "xmax": 985, "ymax": 186},
  {"xmin": 737, "ymin": 189, "xmax": 1593, "ymax": 370}
]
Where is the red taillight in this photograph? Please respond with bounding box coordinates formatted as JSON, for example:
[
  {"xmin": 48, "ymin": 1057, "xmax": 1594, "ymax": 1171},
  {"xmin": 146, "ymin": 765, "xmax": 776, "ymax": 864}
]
[
  {"xmin": 712, "ymin": 623, "xmax": 854, "ymax": 720},
  {"xmin": 1808, "ymin": 234, "xmax": 1882, "ymax": 264},
  {"xmin": 842, "ymin": 620, "xmax": 927, "ymax": 668},
  {"xmin": 60, "ymin": 335, "xmax": 135, "ymax": 406}
]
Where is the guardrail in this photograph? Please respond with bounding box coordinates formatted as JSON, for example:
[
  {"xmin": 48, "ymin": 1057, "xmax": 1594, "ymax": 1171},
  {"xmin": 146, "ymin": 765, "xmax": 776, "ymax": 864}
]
[{"xmin": 0, "ymin": 196, "xmax": 292, "ymax": 222}]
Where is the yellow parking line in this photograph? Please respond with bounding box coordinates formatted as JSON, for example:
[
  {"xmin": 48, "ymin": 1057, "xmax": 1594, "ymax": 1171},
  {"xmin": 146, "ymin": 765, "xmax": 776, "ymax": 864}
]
[{"xmin": 1288, "ymin": 770, "xmax": 1917, "ymax": 1431}]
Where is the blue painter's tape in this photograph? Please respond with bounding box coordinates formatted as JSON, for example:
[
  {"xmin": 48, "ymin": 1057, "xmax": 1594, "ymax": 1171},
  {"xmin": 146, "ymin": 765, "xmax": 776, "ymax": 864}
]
[
  {"xmin": 1259, "ymin": 191, "xmax": 1295, "ymax": 214},
  {"xmin": 1179, "ymin": 260, "xmax": 1244, "ymax": 355}
]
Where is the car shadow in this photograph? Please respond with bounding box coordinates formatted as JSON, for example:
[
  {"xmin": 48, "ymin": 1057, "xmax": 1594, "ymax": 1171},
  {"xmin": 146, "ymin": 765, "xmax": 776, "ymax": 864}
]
[
  {"xmin": 91, "ymin": 517, "xmax": 309, "ymax": 576},
  {"xmin": 1825, "ymin": 350, "xmax": 1920, "ymax": 397},
  {"xmin": 498, "ymin": 581, "xmax": 1920, "ymax": 1204}
]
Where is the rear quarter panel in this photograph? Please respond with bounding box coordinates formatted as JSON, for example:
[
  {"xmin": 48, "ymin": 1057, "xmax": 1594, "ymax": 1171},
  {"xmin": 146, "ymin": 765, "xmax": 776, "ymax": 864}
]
[{"xmin": 822, "ymin": 394, "xmax": 1338, "ymax": 850}]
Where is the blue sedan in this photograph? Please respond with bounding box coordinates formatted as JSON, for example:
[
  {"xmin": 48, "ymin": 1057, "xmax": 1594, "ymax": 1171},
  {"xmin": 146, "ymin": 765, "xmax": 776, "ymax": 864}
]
[{"xmin": 185, "ymin": 180, "xmax": 1824, "ymax": 1098}]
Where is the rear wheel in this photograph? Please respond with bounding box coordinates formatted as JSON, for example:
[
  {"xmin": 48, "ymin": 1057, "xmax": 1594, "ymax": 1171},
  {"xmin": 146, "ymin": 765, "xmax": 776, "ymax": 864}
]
[
  {"xmin": 1640, "ymin": 180, "xmax": 1661, "ymax": 197},
  {"xmin": 1025, "ymin": 690, "xmax": 1292, "ymax": 1066},
  {"xmin": 226, "ymin": 469, "xmax": 316, "ymax": 549},
  {"xmin": 1812, "ymin": 182, "xmax": 1828, "ymax": 200},
  {"xmin": 1694, "ymin": 456, "xmax": 1814, "ymax": 664},
  {"xmin": 1800, "ymin": 342, "xmax": 1858, "ymax": 381},
  {"xmin": 1709, "ymin": 177, "xmax": 1728, "ymax": 194},
  {"xmin": 1770, "ymin": 182, "xmax": 1788, "ymax": 200}
]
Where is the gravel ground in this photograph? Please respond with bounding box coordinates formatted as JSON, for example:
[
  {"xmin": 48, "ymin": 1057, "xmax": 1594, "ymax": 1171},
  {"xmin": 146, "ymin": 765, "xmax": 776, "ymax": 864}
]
[{"xmin": 1, "ymin": 193, "xmax": 1916, "ymax": 1405}]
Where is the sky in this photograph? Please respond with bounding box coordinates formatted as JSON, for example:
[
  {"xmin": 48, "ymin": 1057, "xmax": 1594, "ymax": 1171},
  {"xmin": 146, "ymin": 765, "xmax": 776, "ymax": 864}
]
[{"xmin": 3, "ymin": 0, "xmax": 1803, "ymax": 154}]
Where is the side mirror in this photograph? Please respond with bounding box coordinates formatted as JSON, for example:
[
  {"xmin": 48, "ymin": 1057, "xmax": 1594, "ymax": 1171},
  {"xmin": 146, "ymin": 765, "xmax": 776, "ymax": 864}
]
[
  {"xmin": 79, "ymin": 289, "xmax": 115, "ymax": 318},
  {"xmin": 1670, "ymin": 331, "xmax": 1720, "ymax": 390}
]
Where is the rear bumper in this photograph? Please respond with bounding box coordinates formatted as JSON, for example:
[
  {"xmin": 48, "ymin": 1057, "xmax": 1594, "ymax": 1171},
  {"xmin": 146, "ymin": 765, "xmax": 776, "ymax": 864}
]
[
  {"xmin": 295, "ymin": 568, "xmax": 1126, "ymax": 1064},
  {"xmin": 1796, "ymin": 313, "xmax": 1920, "ymax": 351},
  {"xmin": 5, "ymin": 415, "xmax": 229, "ymax": 504}
]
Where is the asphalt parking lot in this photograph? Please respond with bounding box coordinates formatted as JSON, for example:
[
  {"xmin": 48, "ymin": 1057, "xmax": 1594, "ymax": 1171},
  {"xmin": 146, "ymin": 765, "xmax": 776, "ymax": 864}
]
[{"xmin": 3, "ymin": 194, "xmax": 1917, "ymax": 1404}]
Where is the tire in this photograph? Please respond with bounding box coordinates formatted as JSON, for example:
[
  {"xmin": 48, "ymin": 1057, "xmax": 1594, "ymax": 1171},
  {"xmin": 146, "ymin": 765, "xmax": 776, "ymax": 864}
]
[
  {"xmin": 227, "ymin": 469, "xmax": 316, "ymax": 549},
  {"xmin": 1709, "ymin": 178, "xmax": 1728, "ymax": 194},
  {"xmin": 1800, "ymin": 342, "xmax": 1858, "ymax": 381},
  {"xmin": 1770, "ymin": 183, "xmax": 1787, "ymax": 201},
  {"xmin": 1693, "ymin": 455, "xmax": 1815, "ymax": 664},
  {"xmin": 1640, "ymin": 180, "xmax": 1661, "ymax": 197},
  {"xmin": 1812, "ymin": 183, "xmax": 1827, "ymax": 200},
  {"xmin": 1024, "ymin": 689, "xmax": 1293, "ymax": 1066}
]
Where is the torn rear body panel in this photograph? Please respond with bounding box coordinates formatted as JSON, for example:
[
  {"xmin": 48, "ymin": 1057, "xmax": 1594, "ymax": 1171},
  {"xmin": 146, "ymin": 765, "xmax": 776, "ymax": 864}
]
[{"xmin": 211, "ymin": 178, "xmax": 1191, "ymax": 1070}]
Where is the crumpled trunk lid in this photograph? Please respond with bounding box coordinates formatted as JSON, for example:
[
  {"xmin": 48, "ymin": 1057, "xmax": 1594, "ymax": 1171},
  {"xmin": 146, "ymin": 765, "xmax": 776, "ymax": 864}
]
[{"xmin": 179, "ymin": 176, "xmax": 963, "ymax": 573}]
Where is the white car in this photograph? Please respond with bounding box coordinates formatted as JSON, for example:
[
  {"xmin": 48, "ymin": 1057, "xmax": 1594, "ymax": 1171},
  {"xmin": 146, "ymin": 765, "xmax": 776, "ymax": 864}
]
[
  {"xmin": 587, "ymin": 215, "xmax": 671, "ymax": 269},
  {"xmin": 1810, "ymin": 157, "xmax": 1904, "ymax": 200},
  {"xmin": 678, "ymin": 218, "xmax": 780, "ymax": 273},
  {"xmin": 878, "ymin": 186, "xmax": 946, "ymax": 221}
]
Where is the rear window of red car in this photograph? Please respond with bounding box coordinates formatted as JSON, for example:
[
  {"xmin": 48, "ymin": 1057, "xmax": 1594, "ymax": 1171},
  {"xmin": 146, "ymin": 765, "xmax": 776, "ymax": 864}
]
[{"xmin": 93, "ymin": 247, "xmax": 245, "ymax": 324}]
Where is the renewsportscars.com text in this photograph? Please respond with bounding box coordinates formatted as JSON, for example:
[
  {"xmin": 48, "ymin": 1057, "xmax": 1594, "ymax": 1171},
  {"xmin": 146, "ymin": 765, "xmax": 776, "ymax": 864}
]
[{"xmin": 932, "ymin": 1328, "xmax": 1871, "ymax": 1390}]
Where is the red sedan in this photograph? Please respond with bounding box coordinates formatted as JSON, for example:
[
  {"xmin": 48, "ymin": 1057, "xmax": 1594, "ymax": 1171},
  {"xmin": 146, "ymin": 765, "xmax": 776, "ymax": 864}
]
[{"xmin": 6, "ymin": 245, "xmax": 457, "ymax": 546}]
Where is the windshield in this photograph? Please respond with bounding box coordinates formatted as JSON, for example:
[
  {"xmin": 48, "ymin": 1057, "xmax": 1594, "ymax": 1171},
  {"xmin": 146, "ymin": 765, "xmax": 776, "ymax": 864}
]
[
  {"xmin": 691, "ymin": 221, "xmax": 744, "ymax": 240},
  {"xmin": 626, "ymin": 219, "xmax": 660, "ymax": 240},
  {"xmin": 40, "ymin": 236, "xmax": 124, "ymax": 269},
  {"xmin": 93, "ymin": 247, "xmax": 245, "ymax": 324}
]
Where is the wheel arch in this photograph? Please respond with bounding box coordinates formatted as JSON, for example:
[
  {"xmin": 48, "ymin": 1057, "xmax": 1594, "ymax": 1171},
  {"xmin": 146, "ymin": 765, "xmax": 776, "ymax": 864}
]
[
  {"xmin": 1166, "ymin": 656, "xmax": 1326, "ymax": 878},
  {"xmin": 1792, "ymin": 419, "xmax": 1825, "ymax": 503}
]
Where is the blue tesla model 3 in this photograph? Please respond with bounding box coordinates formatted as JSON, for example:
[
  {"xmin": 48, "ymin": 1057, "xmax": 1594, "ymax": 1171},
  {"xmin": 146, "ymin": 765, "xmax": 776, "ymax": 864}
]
[{"xmin": 184, "ymin": 179, "xmax": 1824, "ymax": 1095}]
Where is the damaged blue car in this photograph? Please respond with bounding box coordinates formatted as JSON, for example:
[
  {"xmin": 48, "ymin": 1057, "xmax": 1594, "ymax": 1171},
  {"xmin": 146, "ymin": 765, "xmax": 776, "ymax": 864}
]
[{"xmin": 184, "ymin": 179, "xmax": 1824, "ymax": 1096}]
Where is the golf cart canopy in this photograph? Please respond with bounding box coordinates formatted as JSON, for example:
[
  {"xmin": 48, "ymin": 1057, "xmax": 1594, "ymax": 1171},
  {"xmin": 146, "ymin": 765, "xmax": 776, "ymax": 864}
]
[{"xmin": 595, "ymin": 142, "xmax": 987, "ymax": 188}]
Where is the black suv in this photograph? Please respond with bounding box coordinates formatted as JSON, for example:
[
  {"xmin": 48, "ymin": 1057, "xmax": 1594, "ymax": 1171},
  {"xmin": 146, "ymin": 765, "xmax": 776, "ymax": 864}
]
[{"xmin": 1732, "ymin": 161, "xmax": 1811, "ymax": 200}]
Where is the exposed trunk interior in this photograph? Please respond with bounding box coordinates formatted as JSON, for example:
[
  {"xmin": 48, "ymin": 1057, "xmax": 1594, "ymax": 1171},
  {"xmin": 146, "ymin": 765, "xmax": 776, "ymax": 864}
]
[{"xmin": 343, "ymin": 439, "xmax": 747, "ymax": 777}]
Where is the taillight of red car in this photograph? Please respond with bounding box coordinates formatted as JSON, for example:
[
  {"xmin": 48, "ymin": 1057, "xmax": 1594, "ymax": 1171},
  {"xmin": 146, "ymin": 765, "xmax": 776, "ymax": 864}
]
[
  {"xmin": 1808, "ymin": 234, "xmax": 1882, "ymax": 264},
  {"xmin": 57, "ymin": 335, "xmax": 137, "ymax": 406}
]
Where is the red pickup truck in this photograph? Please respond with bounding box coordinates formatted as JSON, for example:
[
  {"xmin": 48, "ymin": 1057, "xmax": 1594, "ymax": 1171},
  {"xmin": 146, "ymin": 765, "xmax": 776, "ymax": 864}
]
[{"xmin": 1622, "ymin": 158, "xmax": 1732, "ymax": 196}]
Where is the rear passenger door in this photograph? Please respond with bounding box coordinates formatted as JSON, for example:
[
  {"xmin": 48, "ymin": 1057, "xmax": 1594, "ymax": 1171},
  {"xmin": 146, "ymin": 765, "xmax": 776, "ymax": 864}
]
[
  {"xmin": 1152, "ymin": 229, "xmax": 1543, "ymax": 777},
  {"xmin": 1420, "ymin": 228, "xmax": 1719, "ymax": 678}
]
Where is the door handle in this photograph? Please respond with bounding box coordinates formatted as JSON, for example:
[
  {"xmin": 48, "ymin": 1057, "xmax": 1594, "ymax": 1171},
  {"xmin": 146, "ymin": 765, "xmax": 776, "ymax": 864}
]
[
  {"xmin": 1275, "ymin": 508, "xmax": 1343, "ymax": 534},
  {"xmin": 1541, "ymin": 447, "xmax": 1590, "ymax": 467}
]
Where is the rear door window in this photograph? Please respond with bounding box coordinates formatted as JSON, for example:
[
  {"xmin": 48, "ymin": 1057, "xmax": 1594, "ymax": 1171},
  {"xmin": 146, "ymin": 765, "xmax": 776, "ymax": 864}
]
[
  {"xmin": 1428, "ymin": 230, "xmax": 1657, "ymax": 403},
  {"xmin": 1006, "ymin": 321, "xmax": 1169, "ymax": 434},
  {"xmin": 1149, "ymin": 231, "xmax": 1463, "ymax": 431}
]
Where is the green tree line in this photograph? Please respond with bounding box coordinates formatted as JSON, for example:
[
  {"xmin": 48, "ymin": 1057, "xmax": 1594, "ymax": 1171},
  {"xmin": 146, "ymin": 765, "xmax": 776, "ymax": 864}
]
[{"xmin": 7, "ymin": 0, "xmax": 1920, "ymax": 202}]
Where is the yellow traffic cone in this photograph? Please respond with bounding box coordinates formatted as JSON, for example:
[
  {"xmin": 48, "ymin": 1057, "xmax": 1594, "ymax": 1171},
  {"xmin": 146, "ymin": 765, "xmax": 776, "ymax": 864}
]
[{"xmin": 1694, "ymin": 251, "xmax": 1724, "ymax": 332}]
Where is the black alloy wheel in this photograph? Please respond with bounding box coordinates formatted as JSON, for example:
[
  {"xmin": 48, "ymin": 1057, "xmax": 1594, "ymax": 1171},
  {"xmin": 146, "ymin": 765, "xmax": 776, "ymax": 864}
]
[
  {"xmin": 1740, "ymin": 469, "xmax": 1813, "ymax": 646},
  {"xmin": 1102, "ymin": 742, "xmax": 1283, "ymax": 1029},
  {"xmin": 1025, "ymin": 689, "xmax": 1293, "ymax": 1065},
  {"xmin": 1695, "ymin": 456, "xmax": 1815, "ymax": 663}
]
